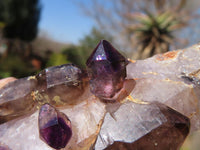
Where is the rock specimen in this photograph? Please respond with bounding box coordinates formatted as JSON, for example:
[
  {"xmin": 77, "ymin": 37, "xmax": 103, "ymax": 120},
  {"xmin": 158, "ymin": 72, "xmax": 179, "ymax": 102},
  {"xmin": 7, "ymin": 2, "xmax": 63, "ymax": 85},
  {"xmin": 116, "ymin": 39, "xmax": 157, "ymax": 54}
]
[
  {"xmin": 39, "ymin": 104, "xmax": 72, "ymax": 149},
  {"xmin": 95, "ymin": 101, "xmax": 190, "ymax": 150},
  {"xmin": 127, "ymin": 44, "xmax": 200, "ymax": 131},
  {"xmin": 0, "ymin": 77, "xmax": 37, "ymax": 123},
  {"xmin": 0, "ymin": 85, "xmax": 106, "ymax": 150},
  {"xmin": 35, "ymin": 64, "xmax": 87, "ymax": 106},
  {"xmin": 0, "ymin": 64, "xmax": 87, "ymax": 124},
  {"xmin": 86, "ymin": 40, "xmax": 128, "ymax": 100},
  {"xmin": 0, "ymin": 41, "xmax": 200, "ymax": 149}
]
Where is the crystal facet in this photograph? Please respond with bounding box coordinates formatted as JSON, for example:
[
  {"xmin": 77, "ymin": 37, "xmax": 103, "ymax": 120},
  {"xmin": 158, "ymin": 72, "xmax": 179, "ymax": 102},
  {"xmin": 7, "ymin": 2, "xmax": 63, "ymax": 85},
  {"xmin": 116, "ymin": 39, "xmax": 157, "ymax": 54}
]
[
  {"xmin": 38, "ymin": 104, "xmax": 72, "ymax": 149},
  {"xmin": 95, "ymin": 101, "xmax": 190, "ymax": 150},
  {"xmin": 86, "ymin": 40, "xmax": 128, "ymax": 100},
  {"xmin": 35, "ymin": 64, "xmax": 87, "ymax": 106},
  {"xmin": 0, "ymin": 77, "xmax": 37, "ymax": 124},
  {"xmin": 0, "ymin": 143, "xmax": 11, "ymax": 150}
]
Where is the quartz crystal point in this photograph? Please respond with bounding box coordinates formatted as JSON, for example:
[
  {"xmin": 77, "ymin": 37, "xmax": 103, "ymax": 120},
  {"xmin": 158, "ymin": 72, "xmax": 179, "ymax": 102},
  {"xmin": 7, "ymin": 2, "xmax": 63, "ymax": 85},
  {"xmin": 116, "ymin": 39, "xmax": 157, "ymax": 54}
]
[
  {"xmin": 0, "ymin": 87, "xmax": 106, "ymax": 150},
  {"xmin": 0, "ymin": 64, "xmax": 87, "ymax": 124},
  {"xmin": 35, "ymin": 64, "xmax": 87, "ymax": 106},
  {"xmin": 95, "ymin": 101, "xmax": 190, "ymax": 150},
  {"xmin": 39, "ymin": 104, "xmax": 72, "ymax": 149},
  {"xmin": 86, "ymin": 40, "xmax": 128, "ymax": 100},
  {"xmin": 1, "ymin": 43, "xmax": 200, "ymax": 149},
  {"xmin": 0, "ymin": 77, "xmax": 37, "ymax": 124}
]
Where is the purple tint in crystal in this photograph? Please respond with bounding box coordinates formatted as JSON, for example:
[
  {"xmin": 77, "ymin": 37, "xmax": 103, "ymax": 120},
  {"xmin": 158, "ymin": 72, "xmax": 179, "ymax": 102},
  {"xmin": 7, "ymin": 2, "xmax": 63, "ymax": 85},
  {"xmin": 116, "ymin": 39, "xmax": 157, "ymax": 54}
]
[
  {"xmin": 86, "ymin": 40, "xmax": 128, "ymax": 100},
  {"xmin": 0, "ymin": 143, "xmax": 11, "ymax": 150},
  {"xmin": 38, "ymin": 104, "xmax": 72, "ymax": 149}
]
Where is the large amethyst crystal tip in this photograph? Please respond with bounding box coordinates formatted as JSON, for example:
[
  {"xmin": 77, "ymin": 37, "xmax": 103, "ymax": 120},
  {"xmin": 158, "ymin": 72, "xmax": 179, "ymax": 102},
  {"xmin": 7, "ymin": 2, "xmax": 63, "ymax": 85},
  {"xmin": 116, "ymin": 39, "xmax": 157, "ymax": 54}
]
[
  {"xmin": 86, "ymin": 40, "xmax": 129, "ymax": 100},
  {"xmin": 38, "ymin": 104, "xmax": 72, "ymax": 149}
]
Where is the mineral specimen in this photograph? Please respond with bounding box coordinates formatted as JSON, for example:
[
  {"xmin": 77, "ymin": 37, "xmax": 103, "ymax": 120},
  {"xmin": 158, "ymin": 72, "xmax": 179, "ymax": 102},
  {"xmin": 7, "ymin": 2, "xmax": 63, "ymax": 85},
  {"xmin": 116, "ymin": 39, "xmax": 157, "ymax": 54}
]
[
  {"xmin": 0, "ymin": 77, "xmax": 37, "ymax": 123},
  {"xmin": 95, "ymin": 101, "xmax": 190, "ymax": 150},
  {"xmin": 0, "ymin": 83, "xmax": 106, "ymax": 150},
  {"xmin": 86, "ymin": 40, "xmax": 128, "ymax": 100},
  {"xmin": 0, "ymin": 64, "xmax": 87, "ymax": 123},
  {"xmin": 126, "ymin": 45, "xmax": 200, "ymax": 131},
  {"xmin": 39, "ymin": 104, "xmax": 72, "ymax": 149},
  {"xmin": 0, "ymin": 41, "xmax": 200, "ymax": 150},
  {"xmin": 35, "ymin": 64, "xmax": 87, "ymax": 106}
]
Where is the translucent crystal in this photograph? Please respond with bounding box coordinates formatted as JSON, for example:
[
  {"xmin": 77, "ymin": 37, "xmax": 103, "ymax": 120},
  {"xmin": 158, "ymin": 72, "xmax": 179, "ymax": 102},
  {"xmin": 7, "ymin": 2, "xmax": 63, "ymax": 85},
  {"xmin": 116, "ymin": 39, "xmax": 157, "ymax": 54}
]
[
  {"xmin": 0, "ymin": 92, "xmax": 106, "ymax": 150},
  {"xmin": 0, "ymin": 143, "xmax": 11, "ymax": 150},
  {"xmin": 0, "ymin": 64, "xmax": 88, "ymax": 124},
  {"xmin": 35, "ymin": 64, "xmax": 87, "ymax": 106},
  {"xmin": 86, "ymin": 40, "xmax": 128, "ymax": 100},
  {"xmin": 95, "ymin": 101, "xmax": 190, "ymax": 150},
  {"xmin": 39, "ymin": 104, "xmax": 72, "ymax": 149},
  {"xmin": 0, "ymin": 77, "xmax": 37, "ymax": 123}
]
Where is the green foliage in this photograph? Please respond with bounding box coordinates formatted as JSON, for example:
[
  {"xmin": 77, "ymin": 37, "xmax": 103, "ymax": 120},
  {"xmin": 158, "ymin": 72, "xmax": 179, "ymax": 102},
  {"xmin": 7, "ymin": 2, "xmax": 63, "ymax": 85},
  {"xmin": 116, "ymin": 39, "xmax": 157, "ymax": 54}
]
[
  {"xmin": 0, "ymin": 0, "xmax": 41, "ymax": 42},
  {"xmin": 0, "ymin": 55, "xmax": 35, "ymax": 78},
  {"xmin": 46, "ymin": 53, "xmax": 69, "ymax": 67},
  {"xmin": 62, "ymin": 45, "xmax": 84, "ymax": 67},
  {"xmin": 0, "ymin": 27, "xmax": 112, "ymax": 78},
  {"xmin": 128, "ymin": 10, "xmax": 186, "ymax": 59},
  {"xmin": 61, "ymin": 27, "xmax": 113, "ymax": 68}
]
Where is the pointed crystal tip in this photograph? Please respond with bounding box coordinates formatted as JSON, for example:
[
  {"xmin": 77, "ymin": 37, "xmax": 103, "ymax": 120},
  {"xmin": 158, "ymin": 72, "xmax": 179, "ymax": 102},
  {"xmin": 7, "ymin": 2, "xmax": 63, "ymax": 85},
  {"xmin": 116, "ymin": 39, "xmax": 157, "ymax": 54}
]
[
  {"xmin": 86, "ymin": 40, "xmax": 128, "ymax": 100},
  {"xmin": 38, "ymin": 104, "xmax": 72, "ymax": 149},
  {"xmin": 86, "ymin": 40, "xmax": 127, "ymax": 66}
]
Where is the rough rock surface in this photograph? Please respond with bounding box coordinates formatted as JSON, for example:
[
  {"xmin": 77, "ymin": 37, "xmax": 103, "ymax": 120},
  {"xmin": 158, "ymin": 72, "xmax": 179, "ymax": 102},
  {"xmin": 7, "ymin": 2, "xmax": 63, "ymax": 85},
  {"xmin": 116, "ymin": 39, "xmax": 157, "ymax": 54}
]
[
  {"xmin": 127, "ymin": 44, "xmax": 200, "ymax": 131},
  {"xmin": 95, "ymin": 102, "xmax": 190, "ymax": 150},
  {"xmin": 0, "ymin": 86, "xmax": 106, "ymax": 150},
  {"xmin": 0, "ymin": 44, "xmax": 200, "ymax": 149}
]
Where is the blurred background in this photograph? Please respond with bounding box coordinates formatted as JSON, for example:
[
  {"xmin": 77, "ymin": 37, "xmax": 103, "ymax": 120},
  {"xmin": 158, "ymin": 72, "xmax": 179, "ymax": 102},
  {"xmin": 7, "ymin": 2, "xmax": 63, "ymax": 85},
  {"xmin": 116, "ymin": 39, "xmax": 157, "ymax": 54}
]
[
  {"xmin": 0, "ymin": 0, "xmax": 200, "ymax": 149},
  {"xmin": 0, "ymin": 0, "xmax": 200, "ymax": 78}
]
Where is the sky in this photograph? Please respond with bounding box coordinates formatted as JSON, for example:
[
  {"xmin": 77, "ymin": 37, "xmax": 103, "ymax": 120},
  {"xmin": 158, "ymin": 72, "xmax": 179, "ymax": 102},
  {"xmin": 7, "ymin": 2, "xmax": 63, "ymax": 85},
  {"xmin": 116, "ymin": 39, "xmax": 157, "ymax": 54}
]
[{"xmin": 39, "ymin": 0, "xmax": 94, "ymax": 44}]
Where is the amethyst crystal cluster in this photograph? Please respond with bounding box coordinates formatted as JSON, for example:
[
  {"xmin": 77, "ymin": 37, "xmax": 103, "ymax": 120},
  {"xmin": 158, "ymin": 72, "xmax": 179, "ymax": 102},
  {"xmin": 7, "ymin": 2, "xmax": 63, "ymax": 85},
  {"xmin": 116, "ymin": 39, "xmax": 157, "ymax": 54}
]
[{"xmin": 0, "ymin": 40, "xmax": 191, "ymax": 150}]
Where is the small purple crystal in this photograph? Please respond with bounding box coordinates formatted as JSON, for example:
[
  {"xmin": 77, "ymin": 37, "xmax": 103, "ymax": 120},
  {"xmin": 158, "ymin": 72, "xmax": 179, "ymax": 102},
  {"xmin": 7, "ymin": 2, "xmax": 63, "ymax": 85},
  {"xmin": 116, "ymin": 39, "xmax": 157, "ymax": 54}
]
[
  {"xmin": 38, "ymin": 104, "xmax": 72, "ymax": 149},
  {"xmin": 86, "ymin": 40, "xmax": 128, "ymax": 100}
]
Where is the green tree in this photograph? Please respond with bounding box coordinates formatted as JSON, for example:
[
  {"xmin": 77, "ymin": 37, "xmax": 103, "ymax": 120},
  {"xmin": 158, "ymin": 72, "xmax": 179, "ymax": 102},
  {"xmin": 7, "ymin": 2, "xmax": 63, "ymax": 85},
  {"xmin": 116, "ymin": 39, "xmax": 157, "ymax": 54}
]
[
  {"xmin": 1, "ymin": 0, "xmax": 41, "ymax": 42},
  {"xmin": 0, "ymin": 0, "xmax": 41, "ymax": 78}
]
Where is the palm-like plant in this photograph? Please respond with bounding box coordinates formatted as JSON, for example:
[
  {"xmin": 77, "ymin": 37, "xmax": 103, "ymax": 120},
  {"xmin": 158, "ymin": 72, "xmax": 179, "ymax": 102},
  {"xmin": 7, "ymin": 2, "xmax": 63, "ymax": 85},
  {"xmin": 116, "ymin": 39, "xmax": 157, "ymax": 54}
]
[
  {"xmin": 123, "ymin": 0, "xmax": 190, "ymax": 59},
  {"xmin": 127, "ymin": 10, "xmax": 186, "ymax": 59}
]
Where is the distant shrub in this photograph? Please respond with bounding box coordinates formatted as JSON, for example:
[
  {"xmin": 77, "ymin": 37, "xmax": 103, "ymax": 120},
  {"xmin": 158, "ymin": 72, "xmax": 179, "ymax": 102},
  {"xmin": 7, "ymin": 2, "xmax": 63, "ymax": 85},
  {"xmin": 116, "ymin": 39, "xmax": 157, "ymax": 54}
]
[
  {"xmin": 0, "ymin": 54, "xmax": 35, "ymax": 78},
  {"xmin": 46, "ymin": 53, "xmax": 69, "ymax": 67},
  {"xmin": 62, "ymin": 45, "xmax": 85, "ymax": 68}
]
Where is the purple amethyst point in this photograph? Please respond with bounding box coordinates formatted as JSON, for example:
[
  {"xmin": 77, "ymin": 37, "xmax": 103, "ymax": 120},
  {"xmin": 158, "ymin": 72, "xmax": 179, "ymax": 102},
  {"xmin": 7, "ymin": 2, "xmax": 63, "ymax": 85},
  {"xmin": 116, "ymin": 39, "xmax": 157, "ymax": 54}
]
[
  {"xmin": 86, "ymin": 40, "xmax": 128, "ymax": 100},
  {"xmin": 38, "ymin": 104, "xmax": 72, "ymax": 149}
]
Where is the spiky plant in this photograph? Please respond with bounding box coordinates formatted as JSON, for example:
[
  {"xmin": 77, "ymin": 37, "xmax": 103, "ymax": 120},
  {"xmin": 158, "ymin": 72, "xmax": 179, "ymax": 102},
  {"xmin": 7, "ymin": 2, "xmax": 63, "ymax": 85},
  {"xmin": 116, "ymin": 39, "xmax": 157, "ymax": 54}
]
[{"xmin": 128, "ymin": 10, "xmax": 186, "ymax": 59}]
